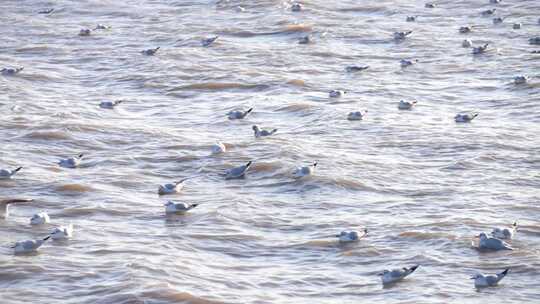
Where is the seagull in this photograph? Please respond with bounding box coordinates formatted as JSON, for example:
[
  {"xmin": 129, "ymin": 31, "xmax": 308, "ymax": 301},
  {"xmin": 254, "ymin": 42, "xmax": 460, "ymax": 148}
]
[
  {"xmin": 211, "ymin": 142, "xmax": 227, "ymax": 154},
  {"xmin": 50, "ymin": 224, "xmax": 74, "ymax": 240},
  {"xmin": 462, "ymin": 39, "xmax": 473, "ymax": 48},
  {"xmin": 491, "ymin": 222, "xmax": 517, "ymax": 240},
  {"xmin": 201, "ymin": 36, "xmax": 219, "ymax": 47},
  {"xmin": 142, "ymin": 47, "xmax": 160, "ymax": 55},
  {"xmin": 393, "ymin": 31, "xmax": 413, "ymax": 40},
  {"xmin": 492, "ymin": 17, "xmax": 504, "ymax": 24},
  {"xmin": 38, "ymin": 8, "xmax": 54, "ymax": 14},
  {"xmin": 471, "ymin": 269, "xmax": 509, "ymax": 288},
  {"xmin": 298, "ymin": 35, "xmax": 311, "ymax": 44},
  {"xmin": 400, "ymin": 59, "xmax": 417, "ymax": 68},
  {"xmin": 79, "ymin": 29, "xmax": 92, "ymax": 36},
  {"xmin": 477, "ymin": 232, "xmax": 513, "ymax": 250},
  {"xmin": 292, "ymin": 162, "xmax": 317, "ymax": 178},
  {"xmin": 329, "ymin": 90, "xmax": 346, "ymax": 98},
  {"xmin": 226, "ymin": 161, "xmax": 252, "ymax": 179},
  {"xmin": 530, "ymin": 37, "xmax": 540, "ymax": 45},
  {"xmin": 514, "ymin": 76, "xmax": 528, "ymax": 84},
  {"xmin": 472, "ymin": 44, "xmax": 489, "ymax": 54},
  {"xmin": 164, "ymin": 201, "xmax": 198, "ymax": 214},
  {"xmin": 336, "ymin": 229, "xmax": 368, "ymax": 243},
  {"xmin": 228, "ymin": 108, "xmax": 252, "ymax": 120},
  {"xmin": 94, "ymin": 24, "xmax": 111, "ymax": 30},
  {"xmin": 99, "ymin": 100, "xmax": 123, "ymax": 109},
  {"xmin": 406, "ymin": 16, "xmax": 417, "ymax": 22},
  {"xmin": 59, "ymin": 154, "xmax": 84, "ymax": 168},
  {"xmin": 158, "ymin": 178, "xmax": 190, "ymax": 195},
  {"xmin": 513, "ymin": 23, "xmax": 522, "ymax": 29},
  {"xmin": 345, "ymin": 65, "xmax": 369, "ymax": 73},
  {"xmin": 12, "ymin": 236, "xmax": 50, "ymax": 254},
  {"xmin": 425, "ymin": 3, "xmax": 435, "ymax": 8},
  {"xmin": 291, "ymin": 3, "xmax": 302, "ymax": 12},
  {"xmin": 455, "ymin": 113, "xmax": 478, "ymax": 123},
  {"xmin": 0, "ymin": 167, "xmax": 22, "ymax": 180},
  {"xmin": 252, "ymin": 125, "xmax": 277, "ymax": 138},
  {"xmin": 398, "ymin": 100, "xmax": 417, "ymax": 110},
  {"xmin": 459, "ymin": 26, "xmax": 473, "ymax": 34},
  {"xmin": 380, "ymin": 265, "xmax": 419, "ymax": 285},
  {"xmin": 489, "ymin": 0, "xmax": 502, "ymax": 3},
  {"xmin": 482, "ymin": 9, "xmax": 496, "ymax": 16},
  {"xmin": 1, "ymin": 198, "xmax": 32, "ymax": 218},
  {"xmin": 347, "ymin": 111, "xmax": 367, "ymax": 121},
  {"xmin": 30, "ymin": 212, "xmax": 50, "ymax": 225},
  {"xmin": 1, "ymin": 67, "xmax": 24, "ymax": 75}
]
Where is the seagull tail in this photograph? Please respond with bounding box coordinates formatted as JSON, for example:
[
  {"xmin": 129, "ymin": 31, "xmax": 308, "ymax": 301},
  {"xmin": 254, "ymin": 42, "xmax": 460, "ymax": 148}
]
[
  {"xmin": 245, "ymin": 108, "xmax": 253, "ymax": 115},
  {"xmin": 472, "ymin": 113, "xmax": 479, "ymax": 119},
  {"xmin": 498, "ymin": 268, "xmax": 509, "ymax": 279},
  {"xmin": 190, "ymin": 204, "xmax": 199, "ymax": 210},
  {"xmin": 409, "ymin": 265, "xmax": 420, "ymax": 273},
  {"xmin": 12, "ymin": 167, "xmax": 23, "ymax": 174},
  {"xmin": 43, "ymin": 235, "xmax": 51, "ymax": 241},
  {"xmin": 1, "ymin": 198, "xmax": 33, "ymax": 205},
  {"xmin": 245, "ymin": 161, "xmax": 253, "ymax": 169},
  {"xmin": 312, "ymin": 162, "xmax": 317, "ymax": 167},
  {"xmin": 512, "ymin": 221, "xmax": 518, "ymax": 231},
  {"xmin": 78, "ymin": 153, "xmax": 84, "ymax": 158},
  {"xmin": 155, "ymin": 47, "xmax": 161, "ymax": 51},
  {"xmin": 271, "ymin": 129, "xmax": 278, "ymax": 135}
]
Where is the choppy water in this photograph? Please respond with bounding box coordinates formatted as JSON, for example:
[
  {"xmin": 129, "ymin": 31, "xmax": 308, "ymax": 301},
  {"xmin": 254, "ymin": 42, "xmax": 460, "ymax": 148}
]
[{"xmin": 1, "ymin": 0, "xmax": 540, "ymax": 303}]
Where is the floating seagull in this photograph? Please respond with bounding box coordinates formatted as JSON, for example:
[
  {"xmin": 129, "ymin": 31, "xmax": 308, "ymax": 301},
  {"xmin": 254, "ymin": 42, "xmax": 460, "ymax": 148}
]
[
  {"xmin": 329, "ymin": 90, "xmax": 346, "ymax": 98},
  {"xmin": 530, "ymin": 37, "xmax": 540, "ymax": 45},
  {"xmin": 491, "ymin": 222, "xmax": 517, "ymax": 240},
  {"xmin": 291, "ymin": 3, "xmax": 302, "ymax": 12},
  {"xmin": 79, "ymin": 29, "xmax": 92, "ymax": 36},
  {"xmin": 1, "ymin": 198, "xmax": 32, "ymax": 218},
  {"xmin": 472, "ymin": 44, "xmax": 489, "ymax": 54},
  {"xmin": 211, "ymin": 142, "xmax": 226, "ymax": 154},
  {"xmin": 12, "ymin": 236, "xmax": 50, "ymax": 254},
  {"xmin": 489, "ymin": 0, "xmax": 502, "ymax": 3},
  {"xmin": 380, "ymin": 265, "xmax": 419, "ymax": 285},
  {"xmin": 462, "ymin": 39, "xmax": 473, "ymax": 48},
  {"xmin": 477, "ymin": 232, "xmax": 513, "ymax": 250},
  {"xmin": 94, "ymin": 24, "xmax": 111, "ymax": 30},
  {"xmin": 514, "ymin": 75, "xmax": 528, "ymax": 84},
  {"xmin": 1, "ymin": 67, "xmax": 24, "ymax": 75},
  {"xmin": 336, "ymin": 229, "xmax": 368, "ymax": 243},
  {"xmin": 400, "ymin": 59, "xmax": 417, "ymax": 68},
  {"xmin": 50, "ymin": 224, "xmax": 74, "ymax": 240},
  {"xmin": 425, "ymin": 3, "xmax": 435, "ymax": 8},
  {"xmin": 298, "ymin": 35, "xmax": 311, "ymax": 44},
  {"xmin": 454, "ymin": 113, "xmax": 478, "ymax": 123},
  {"xmin": 393, "ymin": 31, "xmax": 413, "ymax": 40},
  {"xmin": 164, "ymin": 201, "xmax": 198, "ymax": 214},
  {"xmin": 228, "ymin": 108, "xmax": 253, "ymax": 120},
  {"xmin": 398, "ymin": 100, "xmax": 417, "ymax": 110},
  {"xmin": 513, "ymin": 23, "xmax": 522, "ymax": 30},
  {"xmin": 0, "ymin": 167, "xmax": 22, "ymax": 180},
  {"xmin": 482, "ymin": 9, "xmax": 496, "ymax": 16},
  {"xmin": 142, "ymin": 47, "xmax": 160, "ymax": 56},
  {"xmin": 493, "ymin": 17, "xmax": 504, "ymax": 24},
  {"xmin": 471, "ymin": 269, "xmax": 509, "ymax": 288},
  {"xmin": 253, "ymin": 125, "xmax": 277, "ymax": 138},
  {"xmin": 292, "ymin": 162, "xmax": 317, "ymax": 178},
  {"xmin": 99, "ymin": 100, "xmax": 123, "ymax": 109},
  {"xmin": 38, "ymin": 8, "xmax": 54, "ymax": 14},
  {"xmin": 459, "ymin": 26, "xmax": 473, "ymax": 34},
  {"xmin": 30, "ymin": 212, "xmax": 50, "ymax": 225},
  {"xmin": 158, "ymin": 178, "xmax": 190, "ymax": 195},
  {"xmin": 226, "ymin": 161, "xmax": 252, "ymax": 179},
  {"xmin": 59, "ymin": 154, "xmax": 84, "ymax": 168},
  {"xmin": 345, "ymin": 65, "xmax": 369, "ymax": 73},
  {"xmin": 347, "ymin": 110, "xmax": 368, "ymax": 121},
  {"xmin": 406, "ymin": 16, "xmax": 417, "ymax": 22},
  {"xmin": 201, "ymin": 36, "xmax": 219, "ymax": 47}
]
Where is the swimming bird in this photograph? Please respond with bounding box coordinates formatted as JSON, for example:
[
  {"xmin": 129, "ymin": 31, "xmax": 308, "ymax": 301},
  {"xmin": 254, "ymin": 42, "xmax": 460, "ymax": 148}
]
[
  {"xmin": 425, "ymin": 3, "xmax": 435, "ymax": 8},
  {"xmin": 459, "ymin": 26, "xmax": 473, "ymax": 34},
  {"xmin": 292, "ymin": 162, "xmax": 317, "ymax": 178},
  {"xmin": 462, "ymin": 39, "xmax": 473, "ymax": 48},
  {"xmin": 400, "ymin": 59, "xmax": 417, "ymax": 68},
  {"xmin": 142, "ymin": 47, "xmax": 160, "ymax": 56},
  {"xmin": 99, "ymin": 100, "xmax": 123, "ymax": 109},
  {"xmin": 94, "ymin": 24, "xmax": 111, "ymax": 30},
  {"xmin": 252, "ymin": 125, "xmax": 277, "ymax": 138},
  {"xmin": 345, "ymin": 65, "xmax": 369, "ymax": 72},
  {"xmin": 489, "ymin": 0, "xmax": 501, "ymax": 3},
  {"xmin": 12, "ymin": 236, "xmax": 50, "ymax": 254},
  {"xmin": 38, "ymin": 8, "xmax": 54, "ymax": 14},
  {"xmin": 225, "ymin": 161, "xmax": 252, "ymax": 179},
  {"xmin": 30, "ymin": 212, "xmax": 50, "ymax": 225},
  {"xmin": 1, "ymin": 67, "xmax": 24, "ymax": 75},
  {"xmin": 347, "ymin": 111, "xmax": 367, "ymax": 121},
  {"xmin": 471, "ymin": 269, "xmax": 509, "ymax": 288},
  {"xmin": 393, "ymin": 31, "xmax": 413, "ymax": 40},
  {"xmin": 0, "ymin": 167, "xmax": 22, "ymax": 179},
  {"xmin": 336, "ymin": 229, "xmax": 368, "ymax": 243},
  {"xmin": 472, "ymin": 44, "xmax": 489, "ymax": 54},
  {"xmin": 298, "ymin": 35, "xmax": 311, "ymax": 44},
  {"xmin": 79, "ymin": 29, "xmax": 92, "ymax": 36},
  {"xmin": 228, "ymin": 108, "xmax": 253, "ymax": 120},
  {"xmin": 211, "ymin": 142, "xmax": 227, "ymax": 154},
  {"xmin": 491, "ymin": 222, "xmax": 517, "ymax": 240},
  {"xmin": 201, "ymin": 36, "xmax": 219, "ymax": 47},
  {"xmin": 530, "ymin": 37, "xmax": 540, "ymax": 45},
  {"xmin": 454, "ymin": 113, "xmax": 478, "ymax": 123},
  {"xmin": 513, "ymin": 23, "xmax": 522, "ymax": 29},
  {"xmin": 514, "ymin": 75, "xmax": 528, "ymax": 84},
  {"xmin": 50, "ymin": 224, "xmax": 74, "ymax": 240},
  {"xmin": 164, "ymin": 201, "xmax": 198, "ymax": 214},
  {"xmin": 398, "ymin": 100, "xmax": 417, "ymax": 110},
  {"xmin": 406, "ymin": 16, "xmax": 417, "ymax": 22},
  {"xmin": 0, "ymin": 198, "xmax": 32, "ymax": 218},
  {"xmin": 291, "ymin": 3, "xmax": 302, "ymax": 12},
  {"xmin": 158, "ymin": 178, "xmax": 189, "ymax": 195},
  {"xmin": 380, "ymin": 265, "xmax": 419, "ymax": 285},
  {"xmin": 492, "ymin": 17, "xmax": 504, "ymax": 24},
  {"xmin": 482, "ymin": 9, "xmax": 496, "ymax": 16},
  {"xmin": 329, "ymin": 90, "xmax": 346, "ymax": 98},
  {"xmin": 477, "ymin": 232, "xmax": 513, "ymax": 250},
  {"xmin": 59, "ymin": 154, "xmax": 84, "ymax": 168}
]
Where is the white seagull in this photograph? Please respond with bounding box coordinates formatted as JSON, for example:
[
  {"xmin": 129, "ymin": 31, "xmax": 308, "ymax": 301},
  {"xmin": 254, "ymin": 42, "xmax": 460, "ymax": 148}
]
[
  {"xmin": 211, "ymin": 142, "xmax": 227, "ymax": 154},
  {"xmin": 472, "ymin": 44, "xmax": 489, "ymax": 54},
  {"xmin": 400, "ymin": 59, "xmax": 417, "ymax": 68},
  {"xmin": 252, "ymin": 125, "xmax": 277, "ymax": 138},
  {"xmin": 398, "ymin": 100, "xmax": 417, "ymax": 110},
  {"xmin": 380, "ymin": 265, "xmax": 419, "ymax": 285},
  {"xmin": 471, "ymin": 269, "xmax": 509, "ymax": 288},
  {"xmin": 99, "ymin": 100, "xmax": 123, "ymax": 109},
  {"xmin": 1, "ymin": 198, "xmax": 33, "ymax": 218},
  {"xmin": 0, "ymin": 167, "xmax": 22, "ymax": 180},
  {"xmin": 514, "ymin": 76, "xmax": 528, "ymax": 85},
  {"xmin": 50, "ymin": 224, "xmax": 74, "ymax": 240},
  {"xmin": 142, "ymin": 47, "xmax": 160, "ymax": 56},
  {"xmin": 30, "ymin": 212, "xmax": 50, "ymax": 225},
  {"xmin": 492, "ymin": 17, "xmax": 504, "ymax": 24},
  {"xmin": 345, "ymin": 65, "xmax": 369, "ymax": 73},
  {"xmin": 79, "ymin": 29, "xmax": 92, "ymax": 36},
  {"xmin": 158, "ymin": 178, "xmax": 189, "ymax": 195},
  {"xmin": 393, "ymin": 31, "xmax": 413, "ymax": 40},
  {"xmin": 459, "ymin": 26, "xmax": 473, "ymax": 34},
  {"xmin": 226, "ymin": 161, "xmax": 252, "ymax": 179},
  {"xmin": 1, "ymin": 67, "xmax": 24, "ymax": 75},
  {"xmin": 462, "ymin": 39, "xmax": 473, "ymax": 48},
  {"xmin": 513, "ymin": 23, "xmax": 522, "ymax": 30},
  {"xmin": 94, "ymin": 24, "xmax": 111, "ymax": 30},
  {"xmin": 491, "ymin": 222, "xmax": 517, "ymax": 240},
  {"xmin": 406, "ymin": 16, "xmax": 417, "ymax": 22},
  {"xmin": 455, "ymin": 113, "xmax": 478, "ymax": 123},
  {"xmin": 481, "ymin": 9, "xmax": 496, "ymax": 16},
  {"xmin": 291, "ymin": 3, "xmax": 302, "ymax": 12},
  {"xmin": 59, "ymin": 154, "xmax": 84, "ymax": 168},
  {"xmin": 477, "ymin": 232, "xmax": 513, "ymax": 250},
  {"xmin": 12, "ymin": 236, "xmax": 50, "ymax": 254},
  {"xmin": 228, "ymin": 108, "xmax": 253, "ymax": 120},
  {"xmin": 329, "ymin": 90, "xmax": 346, "ymax": 98},
  {"xmin": 336, "ymin": 229, "xmax": 368, "ymax": 243},
  {"xmin": 292, "ymin": 162, "xmax": 317, "ymax": 178},
  {"xmin": 347, "ymin": 111, "xmax": 367, "ymax": 121},
  {"xmin": 164, "ymin": 201, "xmax": 199, "ymax": 214}
]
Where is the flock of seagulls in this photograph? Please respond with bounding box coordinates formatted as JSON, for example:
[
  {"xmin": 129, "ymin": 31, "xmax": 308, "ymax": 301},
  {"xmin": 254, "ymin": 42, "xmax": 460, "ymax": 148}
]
[{"xmin": 2, "ymin": 0, "xmax": 536, "ymax": 290}]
